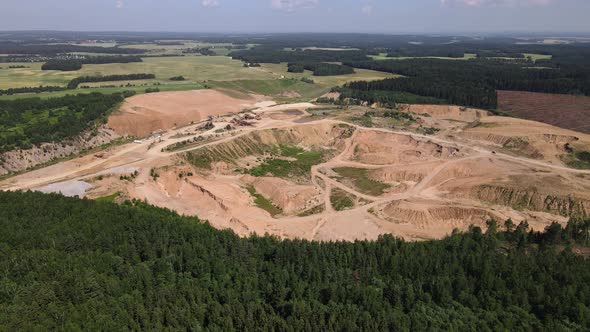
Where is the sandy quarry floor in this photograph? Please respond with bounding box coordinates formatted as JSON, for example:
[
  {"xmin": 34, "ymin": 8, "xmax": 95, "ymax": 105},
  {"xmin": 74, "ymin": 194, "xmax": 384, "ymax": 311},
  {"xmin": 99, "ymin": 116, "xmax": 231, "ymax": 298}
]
[
  {"xmin": 3, "ymin": 94, "xmax": 590, "ymax": 242},
  {"xmin": 108, "ymin": 89, "xmax": 267, "ymax": 137}
]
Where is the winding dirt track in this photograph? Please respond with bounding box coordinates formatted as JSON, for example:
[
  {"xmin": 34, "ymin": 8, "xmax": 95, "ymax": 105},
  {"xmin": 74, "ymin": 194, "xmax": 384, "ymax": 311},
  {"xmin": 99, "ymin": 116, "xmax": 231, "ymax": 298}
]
[{"xmin": 2, "ymin": 98, "xmax": 590, "ymax": 241}]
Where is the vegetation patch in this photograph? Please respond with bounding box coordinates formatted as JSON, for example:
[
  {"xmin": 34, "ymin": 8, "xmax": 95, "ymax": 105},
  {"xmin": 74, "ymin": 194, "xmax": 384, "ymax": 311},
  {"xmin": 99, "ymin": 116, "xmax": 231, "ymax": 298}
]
[
  {"xmin": 330, "ymin": 188, "xmax": 355, "ymax": 211},
  {"xmin": 349, "ymin": 113, "xmax": 373, "ymax": 127},
  {"xmin": 562, "ymin": 149, "xmax": 590, "ymax": 169},
  {"xmin": 247, "ymin": 145, "xmax": 326, "ymax": 179},
  {"xmin": 95, "ymin": 192, "xmax": 120, "ymax": 203},
  {"xmin": 0, "ymin": 91, "xmax": 133, "ymax": 152},
  {"xmin": 333, "ymin": 167, "xmax": 390, "ymax": 196},
  {"xmin": 247, "ymin": 185, "xmax": 282, "ymax": 217},
  {"xmin": 417, "ymin": 126, "xmax": 440, "ymax": 135},
  {"xmin": 502, "ymin": 137, "xmax": 542, "ymax": 159},
  {"xmin": 297, "ymin": 204, "xmax": 325, "ymax": 217}
]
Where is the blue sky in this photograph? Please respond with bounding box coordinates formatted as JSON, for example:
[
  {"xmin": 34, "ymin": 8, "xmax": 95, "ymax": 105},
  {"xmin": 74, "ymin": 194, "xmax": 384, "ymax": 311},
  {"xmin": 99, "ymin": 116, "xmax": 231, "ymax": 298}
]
[{"xmin": 1, "ymin": 0, "xmax": 588, "ymax": 33}]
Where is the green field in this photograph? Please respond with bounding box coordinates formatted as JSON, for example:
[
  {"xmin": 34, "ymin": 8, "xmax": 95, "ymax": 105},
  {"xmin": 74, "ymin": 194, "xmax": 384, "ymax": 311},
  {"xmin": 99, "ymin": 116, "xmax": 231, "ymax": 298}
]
[
  {"xmin": 0, "ymin": 56, "xmax": 275, "ymax": 89},
  {"xmin": 369, "ymin": 53, "xmax": 391, "ymax": 60},
  {"xmin": 523, "ymin": 53, "xmax": 553, "ymax": 62},
  {"xmin": 211, "ymin": 63, "xmax": 394, "ymax": 101},
  {"xmin": 0, "ymin": 56, "xmax": 394, "ymax": 101}
]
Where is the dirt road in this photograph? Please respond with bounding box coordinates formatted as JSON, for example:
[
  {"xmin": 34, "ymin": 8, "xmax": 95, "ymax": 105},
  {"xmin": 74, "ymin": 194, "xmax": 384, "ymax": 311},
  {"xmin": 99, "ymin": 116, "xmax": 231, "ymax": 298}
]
[{"xmin": 2, "ymin": 99, "xmax": 589, "ymax": 241}]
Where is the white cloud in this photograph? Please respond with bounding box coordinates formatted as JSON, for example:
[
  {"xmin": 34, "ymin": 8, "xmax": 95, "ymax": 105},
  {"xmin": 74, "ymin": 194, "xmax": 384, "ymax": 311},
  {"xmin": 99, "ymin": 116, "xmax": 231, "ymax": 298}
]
[
  {"xmin": 271, "ymin": 0, "xmax": 320, "ymax": 12},
  {"xmin": 441, "ymin": 0, "xmax": 554, "ymax": 6},
  {"xmin": 361, "ymin": 5, "xmax": 373, "ymax": 16},
  {"xmin": 201, "ymin": 0, "xmax": 220, "ymax": 8}
]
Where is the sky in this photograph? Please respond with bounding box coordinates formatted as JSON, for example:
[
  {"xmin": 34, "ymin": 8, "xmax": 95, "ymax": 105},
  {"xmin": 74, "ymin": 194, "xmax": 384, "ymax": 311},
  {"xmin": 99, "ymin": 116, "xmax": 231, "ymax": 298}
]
[{"xmin": 0, "ymin": 0, "xmax": 588, "ymax": 33}]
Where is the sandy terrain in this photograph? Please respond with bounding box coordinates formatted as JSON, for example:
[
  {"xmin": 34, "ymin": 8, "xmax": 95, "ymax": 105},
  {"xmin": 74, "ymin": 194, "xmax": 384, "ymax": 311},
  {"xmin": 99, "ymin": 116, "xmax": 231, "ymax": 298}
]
[
  {"xmin": 3, "ymin": 94, "xmax": 590, "ymax": 242},
  {"xmin": 400, "ymin": 104, "xmax": 488, "ymax": 122},
  {"xmin": 0, "ymin": 126, "xmax": 120, "ymax": 175},
  {"xmin": 458, "ymin": 115, "xmax": 590, "ymax": 165},
  {"xmin": 38, "ymin": 180, "xmax": 92, "ymax": 197},
  {"xmin": 107, "ymin": 90, "xmax": 266, "ymax": 137}
]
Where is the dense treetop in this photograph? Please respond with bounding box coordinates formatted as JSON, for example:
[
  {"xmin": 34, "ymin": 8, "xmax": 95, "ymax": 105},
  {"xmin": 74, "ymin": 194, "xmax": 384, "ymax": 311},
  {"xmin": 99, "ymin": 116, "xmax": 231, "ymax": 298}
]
[
  {"xmin": 0, "ymin": 92, "xmax": 133, "ymax": 152},
  {"xmin": 337, "ymin": 58, "xmax": 590, "ymax": 109},
  {"xmin": 42, "ymin": 56, "xmax": 143, "ymax": 71},
  {"xmin": 0, "ymin": 190, "xmax": 588, "ymax": 330},
  {"xmin": 67, "ymin": 74, "xmax": 156, "ymax": 89},
  {"xmin": 0, "ymin": 42, "xmax": 146, "ymax": 55}
]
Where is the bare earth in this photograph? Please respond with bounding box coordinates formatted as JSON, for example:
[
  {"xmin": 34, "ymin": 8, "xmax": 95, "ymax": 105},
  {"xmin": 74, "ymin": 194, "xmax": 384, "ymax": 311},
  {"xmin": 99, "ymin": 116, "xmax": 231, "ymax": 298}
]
[
  {"xmin": 108, "ymin": 89, "xmax": 265, "ymax": 137},
  {"xmin": 3, "ymin": 94, "xmax": 590, "ymax": 242}
]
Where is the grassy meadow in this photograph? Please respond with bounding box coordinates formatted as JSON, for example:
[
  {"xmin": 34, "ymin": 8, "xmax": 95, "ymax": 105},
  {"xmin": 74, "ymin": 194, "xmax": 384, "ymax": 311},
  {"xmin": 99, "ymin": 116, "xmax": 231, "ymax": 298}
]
[
  {"xmin": 210, "ymin": 62, "xmax": 394, "ymax": 101},
  {"xmin": 0, "ymin": 56, "xmax": 394, "ymax": 101}
]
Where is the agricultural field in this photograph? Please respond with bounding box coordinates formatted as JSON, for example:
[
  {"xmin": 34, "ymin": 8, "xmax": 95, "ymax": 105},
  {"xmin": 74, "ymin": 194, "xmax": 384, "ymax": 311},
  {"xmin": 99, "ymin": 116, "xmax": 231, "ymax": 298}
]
[
  {"xmin": 0, "ymin": 56, "xmax": 393, "ymax": 101},
  {"xmin": 498, "ymin": 90, "xmax": 590, "ymax": 134},
  {"xmin": 0, "ymin": 56, "xmax": 270, "ymax": 89},
  {"xmin": 210, "ymin": 63, "xmax": 394, "ymax": 101},
  {"xmin": 523, "ymin": 53, "xmax": 553, "ymax": 62}
]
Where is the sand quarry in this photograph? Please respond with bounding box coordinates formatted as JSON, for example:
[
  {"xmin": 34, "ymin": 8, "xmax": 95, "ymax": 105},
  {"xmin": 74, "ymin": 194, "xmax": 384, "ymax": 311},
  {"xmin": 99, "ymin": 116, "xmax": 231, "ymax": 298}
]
[
  {"xmin": 107, "ymin": 89, "xmax": 268, "ymax": 137},
  {"xmin": 3, "ymin": 90, "xmax": 590, "ymax": 241}
]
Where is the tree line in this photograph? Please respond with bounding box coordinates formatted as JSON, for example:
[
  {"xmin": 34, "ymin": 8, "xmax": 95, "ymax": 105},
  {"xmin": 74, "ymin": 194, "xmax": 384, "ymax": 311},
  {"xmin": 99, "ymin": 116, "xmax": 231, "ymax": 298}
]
[
  {"xmin": 183, "ymin": 47, "xmax": 217, "ymax": 56},
  {"xmin": 41, "ymin": 56, "xmax": 143, "ymax": 71},
  {"xmin": 230, "ymin": 47, "xmax": 370, "ymax": 64},
  {"xmin": 340, "ymin": 76, "xmax": 497, "ymax": 109},
  {"xmin": 0, "ymin": 73, "xmax": 156, "ymax": 97},
  {"xmin": 385, "ymin": 46, "xmax": 526, "ymax": 59},
  {"xmin": 340, "ymin": 58, "xmax": 590, "ymax": 109},
  {"xmin": 0, "ymin": 86, "xmax": 67, "ymax": 96},
  {"xmin": 0, "ymin": 190, "xmax": 588, "ymax": 330},
  {"xmin": 0, "ymin": 92, "xmax": 133, "ymax": 152},
  {"xmin": 67, "ymin": 73, "xmax": 156, "ymax": 89},
  {"xmin": 0, "ymin": 41, "xmax": 146, "ymax": 55},
  {"xmin": 288, "ymin": 62, "xmax": 354, "ymax": 76}
]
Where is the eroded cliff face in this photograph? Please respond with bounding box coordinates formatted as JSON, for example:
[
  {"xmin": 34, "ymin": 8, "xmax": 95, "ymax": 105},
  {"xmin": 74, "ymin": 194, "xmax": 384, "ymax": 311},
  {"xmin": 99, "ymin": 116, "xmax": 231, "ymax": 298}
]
[
  {"xmin": 351, "ymin": 130, "xmax": 461, "ymax": 165},
  {"xmin": 376, "ymin": 200, "xmax": 496, "ymax": 229},
  {"xmin": 0, "ymin": 127, "xmax": 119, "ymax": 175},
  {"xmin": 473, "ymin": 185, "xmax": 590, "ymax": 217},
  {"xmin": 184, "ymin": 123, "xmax": 352, "ymax": 168}
]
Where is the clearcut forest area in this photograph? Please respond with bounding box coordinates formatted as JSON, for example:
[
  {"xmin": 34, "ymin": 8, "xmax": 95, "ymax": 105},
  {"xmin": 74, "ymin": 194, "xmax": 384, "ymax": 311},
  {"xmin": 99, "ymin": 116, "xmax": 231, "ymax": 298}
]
[{"xmin": 1, "ymin": 31, "xmax": 590, "ymax": 330}]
